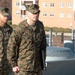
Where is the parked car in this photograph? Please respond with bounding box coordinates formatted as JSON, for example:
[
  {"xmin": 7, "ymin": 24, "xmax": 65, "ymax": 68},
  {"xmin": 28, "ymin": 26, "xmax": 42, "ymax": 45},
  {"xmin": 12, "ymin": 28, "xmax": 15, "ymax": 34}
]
[{"xmin": 43, "ymin": 46, "xmax": 75, "ymax": 75}]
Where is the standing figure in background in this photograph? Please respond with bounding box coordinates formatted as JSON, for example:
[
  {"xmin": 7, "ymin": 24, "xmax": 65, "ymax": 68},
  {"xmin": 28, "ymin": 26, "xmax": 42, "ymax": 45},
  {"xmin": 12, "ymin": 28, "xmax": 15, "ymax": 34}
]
[
  {"xmin": 7, "ymin": 4, "xmax": 46, "ymax": 75},
  {"xmin": 0, "ymin": 7, "xmax": 13, "ymax": 75}
]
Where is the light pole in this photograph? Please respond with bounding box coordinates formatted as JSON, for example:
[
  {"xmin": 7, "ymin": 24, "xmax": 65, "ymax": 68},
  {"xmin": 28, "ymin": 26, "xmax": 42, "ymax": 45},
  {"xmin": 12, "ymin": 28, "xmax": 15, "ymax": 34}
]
[
  {"xmin": 73, "ymin": 0, "xmax": 75, "ymax": 41},
  {"xmin": 70, "ymin": 23, "xmax": 74, "ymax": 40},
  {"xmin": 49, "ymin": 28, "xmax": 53, "ymax": 47}
]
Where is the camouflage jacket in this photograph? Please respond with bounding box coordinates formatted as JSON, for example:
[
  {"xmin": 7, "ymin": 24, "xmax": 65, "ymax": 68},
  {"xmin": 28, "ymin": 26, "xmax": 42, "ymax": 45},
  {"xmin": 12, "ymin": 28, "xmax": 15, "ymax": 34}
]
[
  {"xmin": 0, "ymin": 24, "xmax": 13, "ymax": 65},
  {"xmin": 7, "ymin": 20, "xmax": 46, "ymax": 71}
]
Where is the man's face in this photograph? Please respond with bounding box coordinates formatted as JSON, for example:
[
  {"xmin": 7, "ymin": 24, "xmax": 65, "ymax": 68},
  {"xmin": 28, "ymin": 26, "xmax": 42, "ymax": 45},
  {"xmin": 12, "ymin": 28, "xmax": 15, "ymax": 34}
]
[
  {"xmin": 0, "ymin": 13, "xmax": 8, "ymax": 25},
  {"xmin": 27, "ymin": 11, "xmax": 40, "ymax": 22}
]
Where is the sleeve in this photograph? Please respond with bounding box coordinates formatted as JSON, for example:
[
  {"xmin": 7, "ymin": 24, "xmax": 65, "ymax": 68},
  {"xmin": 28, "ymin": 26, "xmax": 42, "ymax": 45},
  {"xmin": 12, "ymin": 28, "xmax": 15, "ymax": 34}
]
[
  {"xmin": 42, "ymin": 28, "xmax": 46, "ymax": 60},
  {"xmin": 40, "ymin": 22, "xmax": 46, "ymax": 70},
  {"xmin": 7, "ymin": 28, "xmax": 20, "ymax": 67},
  {"xmin": 40, "ymin": 22, "xmax": 46, "ymax": 60}
]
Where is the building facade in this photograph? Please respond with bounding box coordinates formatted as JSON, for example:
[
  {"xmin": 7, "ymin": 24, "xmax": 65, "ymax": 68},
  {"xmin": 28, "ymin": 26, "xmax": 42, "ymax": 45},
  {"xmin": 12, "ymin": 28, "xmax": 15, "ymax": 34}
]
[
  {"xmin": 0, "ymin": 0, "xmax": 12, "ymax": 19},
  {"xmin": 12, "ymin": 0, "xmax": 75, "ymax": 29}
]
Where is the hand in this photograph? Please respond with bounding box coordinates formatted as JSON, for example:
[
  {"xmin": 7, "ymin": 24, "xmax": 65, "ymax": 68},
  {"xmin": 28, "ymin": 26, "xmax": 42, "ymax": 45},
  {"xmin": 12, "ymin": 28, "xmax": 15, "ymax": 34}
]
[{"xmin": 13, "ymin": 66, "xmax": 20, "ymax": 73}]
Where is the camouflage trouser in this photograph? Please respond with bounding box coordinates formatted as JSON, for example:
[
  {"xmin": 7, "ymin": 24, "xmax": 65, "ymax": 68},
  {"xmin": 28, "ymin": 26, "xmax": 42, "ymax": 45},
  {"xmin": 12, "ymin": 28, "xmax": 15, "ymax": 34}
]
[
  {"xmin": 0, "ymin": 59, "xmax": 12, "ymax": 75},
  {"xmin": 13, "ymin": 70, "xmax": 42, "ymax": 75},
  {"xmin": 0, "ymin": 67, "xmax": 9, "ymax": 75},
  {"xmin": 0, "ymin": 63, "xmax": 12, "ymax": 75}
]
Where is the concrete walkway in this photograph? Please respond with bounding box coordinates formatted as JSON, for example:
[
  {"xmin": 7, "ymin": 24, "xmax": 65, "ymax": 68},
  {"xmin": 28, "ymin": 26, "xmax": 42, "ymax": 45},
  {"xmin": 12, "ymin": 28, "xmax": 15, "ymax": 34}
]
[{"xmin": 45, "ymin": 31, "xmax": 72, "ymax": 36}]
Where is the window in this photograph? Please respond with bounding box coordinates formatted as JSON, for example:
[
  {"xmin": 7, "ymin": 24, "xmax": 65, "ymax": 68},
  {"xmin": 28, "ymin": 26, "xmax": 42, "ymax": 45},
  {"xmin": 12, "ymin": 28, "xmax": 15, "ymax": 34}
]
[
  {"xmin": 21, "ymin": 6, "xmax": 26, "ymax": 10},
  {"xmin": 20, "ymin": 1, "xmax": 26, "ymax": 10},
  {"xmin": 50, "ymin": 12, "xmax": 54, "ymax": 17},
  {"xmin": 50, "ymin": 3, "xmax": 54, "ymax": 7},
  {"xmin": 68, "ymin": 3, "xmax": 72, "ymax": 8},
  {"xmin": 36, "ymin": 0, "xmax": 38, "ymax": 4},
  {"xmin": 60, "ymin": 3, "xmax": 64, "ymax": 8},
  {"xmin": 60, "ymin": 13, "xmax": 64, "ymax": 18},
  {"xmin": 21, "ymin": 15, "xmax": 26, "ymax": 18},
  {"xmin": 70, "ymin": 23, "xmax": 72, "ymax": 27},
  {"xmin": 16, "ymin": 10, "xmax": 20, "ymax": 15},
  {"xmin": 24, "ymin": 1, "xmax": 33, "ymax": 5},
  {"xmin": 21, "ymin": 10, "xmax": 26, "ymax": 15},
  {"xmin": 43, "ymin": 2, "xmax": 47, "ymax": 7},
  {"xmin": 67, "ymin": 13, "xmax": 72, "ymax": 18},
  {"xmin": 43, "ymin": 12, "xmax": 47, "ymax": 16},
  {"xmin": 16, "ymin": 2, "xmax": 19, "ymax": 6},
  {"xmin": 21, "ymin": 10, "xmax": 26, "ymax": 18}
]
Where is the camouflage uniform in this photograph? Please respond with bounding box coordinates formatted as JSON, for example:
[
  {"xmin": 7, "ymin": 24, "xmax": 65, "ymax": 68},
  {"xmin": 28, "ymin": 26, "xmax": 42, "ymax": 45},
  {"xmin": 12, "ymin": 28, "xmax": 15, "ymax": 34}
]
[
  {"xmin": 0, "ymin": 24, "xmax": 13, "ymax": 75},
  {"xmin": 7, "ymin": 19, "xmax": 46, "ymax": 75}
]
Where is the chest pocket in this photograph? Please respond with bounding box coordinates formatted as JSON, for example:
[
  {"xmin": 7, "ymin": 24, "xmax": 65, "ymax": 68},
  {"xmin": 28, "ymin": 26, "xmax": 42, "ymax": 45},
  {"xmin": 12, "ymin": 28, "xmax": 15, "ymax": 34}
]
[
  {"xmin": 36, "ymin": 33, "xmax": 43, "ymax": 42},
  {"xmin": 22, "ymin": 30, "xmax": 33, "ymax": 43}
]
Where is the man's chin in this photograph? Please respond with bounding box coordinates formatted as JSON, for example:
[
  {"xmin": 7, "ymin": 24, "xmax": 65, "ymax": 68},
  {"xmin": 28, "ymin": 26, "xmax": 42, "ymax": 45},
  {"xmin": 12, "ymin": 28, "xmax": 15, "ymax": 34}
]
[
  {"xmin": 33, "ymin": 19, "xmax": 38, "ymax": 22},
  {"xmin": 1, "ymin": 20, "xmax": 7, "ymax": 24}
]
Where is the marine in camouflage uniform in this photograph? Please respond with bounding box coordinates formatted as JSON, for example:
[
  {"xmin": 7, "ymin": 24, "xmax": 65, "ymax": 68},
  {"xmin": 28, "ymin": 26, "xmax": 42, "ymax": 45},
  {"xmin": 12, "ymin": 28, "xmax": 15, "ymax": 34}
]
[
  {"xmin": 0, "ymin": 7, "xmax": 13, "ymax": 75},
  {"xmin": 7, "ymin": 4, "xmax": 46, "ymax": 75}
]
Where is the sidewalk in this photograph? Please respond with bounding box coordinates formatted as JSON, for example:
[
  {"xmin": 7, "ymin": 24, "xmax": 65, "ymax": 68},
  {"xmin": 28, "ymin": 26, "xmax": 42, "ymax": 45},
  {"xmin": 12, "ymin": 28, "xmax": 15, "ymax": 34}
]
[{"xmin": 45, "ymin": 31, "xmax": 72, "ymax": 36}]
